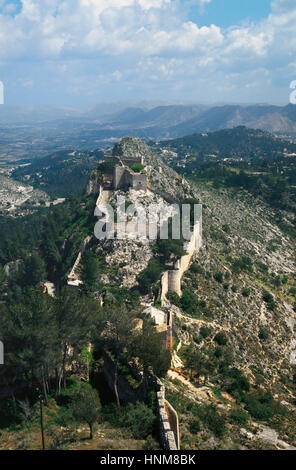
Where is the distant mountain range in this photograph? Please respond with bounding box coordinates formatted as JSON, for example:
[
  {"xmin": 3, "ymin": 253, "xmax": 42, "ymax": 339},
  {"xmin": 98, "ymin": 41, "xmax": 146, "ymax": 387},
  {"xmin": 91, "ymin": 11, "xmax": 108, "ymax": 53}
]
[
  {"xmin": 1, "ymin": 102, "xmax": 296, "ymax": 135},
  {"xmin": 1, "ymin": 102, "xmax": 296, "ymax": 161}
]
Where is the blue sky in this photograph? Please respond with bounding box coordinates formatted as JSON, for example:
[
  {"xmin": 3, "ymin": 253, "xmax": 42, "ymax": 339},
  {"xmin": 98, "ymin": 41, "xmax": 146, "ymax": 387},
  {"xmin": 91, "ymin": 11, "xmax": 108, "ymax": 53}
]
[
  {"xmin": 190, "ymin": 0, "xmax": 271, "ymax": 28},
  {"xmin": 0, "ymin": 0, "xmax": 295, "ymax": 107}
]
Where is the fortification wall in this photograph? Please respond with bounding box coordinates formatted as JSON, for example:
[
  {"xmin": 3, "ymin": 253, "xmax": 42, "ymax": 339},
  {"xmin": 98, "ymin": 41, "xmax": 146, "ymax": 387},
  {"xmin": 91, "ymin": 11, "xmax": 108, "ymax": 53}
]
[
  {"xmin": 157, "ymin": 383, "xmax": 178, "ymax": 450},
  {"xmin": 67, "ymin": 235, "xmax": 92, "ymax": 285},
  {"xmin": 113, "ymin": 165, "xmax": 126, "ymax": 190},
  {"xmin": 120, "ymin": 155, "xmax": 144, "ymax": 167},
  {"xmin": 161, "ymin": 220, "xmax": 202, "ymax": 301},
  {"xmin": 96, "ymin": 185, "xmax": 104, "ymax": 206},
  {"xmin": 131, "ymin": 172, "xmax": 147, "ymax": 191},
  {"xmin": 114, "ymin": 165, "xmax": 147, "ymax": 191},
  {"xmin": 161, "ymin": 271, "xmax": 169, "ymax": 299}
]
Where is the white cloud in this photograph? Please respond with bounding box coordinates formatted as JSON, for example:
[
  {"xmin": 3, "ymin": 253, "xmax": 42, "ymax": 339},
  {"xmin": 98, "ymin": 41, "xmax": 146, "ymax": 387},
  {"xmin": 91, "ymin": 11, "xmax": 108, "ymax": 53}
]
[{"xmin": 1, "ymin": 0, "xmax": 296, "ymax": 104}]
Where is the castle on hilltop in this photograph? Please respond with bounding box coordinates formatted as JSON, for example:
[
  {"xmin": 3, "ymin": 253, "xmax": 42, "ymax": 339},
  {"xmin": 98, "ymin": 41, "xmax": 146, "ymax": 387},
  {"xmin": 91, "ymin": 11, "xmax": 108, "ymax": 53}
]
[{"xmin": 103, "ymin": 151, "xmax": 148, "ymax": 191}]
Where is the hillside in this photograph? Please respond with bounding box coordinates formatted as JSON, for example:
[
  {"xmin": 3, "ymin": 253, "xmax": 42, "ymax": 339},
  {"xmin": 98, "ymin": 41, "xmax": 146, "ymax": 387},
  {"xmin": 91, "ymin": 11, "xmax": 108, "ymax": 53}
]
[
  {"xmin": 165, "ymin": 181, "xmax": 296, "ymax": 449},
  {"xmin": 0, "ymin": 136, "xmax": 296, "ymax": 451},
  {"xmin": 80, "ymin": 137, "xmax": 296, "ymax": 450},
  {"xmin": 11, "ymin": 149, "xmax": 104, "ymax": 198},
  {"xmin": 0, "ymin": 174, "xmax": 50, "ymax": 215},
  {"xmin": 158, "ymin": 127, "xmax": 296, "ymax": 162}
]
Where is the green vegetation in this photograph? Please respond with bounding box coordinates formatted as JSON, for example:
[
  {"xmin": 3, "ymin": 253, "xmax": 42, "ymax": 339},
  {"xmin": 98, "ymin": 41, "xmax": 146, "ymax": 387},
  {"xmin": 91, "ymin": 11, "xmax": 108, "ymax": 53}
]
[
  {"xmin": 230, "ymin": 408, "xmax": 248, "ymax": 426},
  {"xmin": 262, "ymin": 290, "xmax": 276, "ymax": 310},
  {"xmin": 69, "ymin": 383, "xmax": 101, "ymax": 439},
  {"xmin": 130, "ymin": 163, "xmax": 145, "ymax": 173},
  {"xmin": 103, "ymin": 402, "xmax": 155, "ymax": 439},
  {"xmin": 214, "ymin": 332, "xmax": 227, "ymax": 346},
  {"xmin": 244, "ymin": 392, "xmax": 285, "ymax": 421},
  {"xmin": 12, "ymin": 150, "xmax": 104, "ymax": 198},
  {"xmin": 161, "ymin": 127, "xmax": 296, "ymax": 163},
  {"xmin": 137, "ymin": 258, "xmax": 164, "ymax": 294}
]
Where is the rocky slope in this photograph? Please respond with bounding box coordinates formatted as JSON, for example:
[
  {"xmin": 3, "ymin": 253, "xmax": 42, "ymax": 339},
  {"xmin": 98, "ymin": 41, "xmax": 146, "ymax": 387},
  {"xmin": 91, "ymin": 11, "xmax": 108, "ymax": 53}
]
[
  {"xmin": 87, "ymin": 137, "xmax": 296, "ymax": 450},
  {"xmin": 0, "ymin": 175, "xmax": 49, "ymax": 214},
  {"xmin": 164, "ymin": 181, "xmax": 296, "ymax": 450}
]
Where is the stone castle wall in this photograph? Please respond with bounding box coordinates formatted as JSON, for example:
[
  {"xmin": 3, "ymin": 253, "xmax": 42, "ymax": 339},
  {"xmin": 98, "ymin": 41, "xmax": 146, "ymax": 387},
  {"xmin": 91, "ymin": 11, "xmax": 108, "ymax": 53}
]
[
  {"xmin": 113, "ymin": 164, "xmax": 147, "ymax": 191},
  {"xmin": 161, "ymin": 220, "xmax": 202, "ymax": 301},
  {"xmin": 113, "ymin": 165, "xmax": 127, "ymax": 190},
  {"xmin": 157, "ymin": 382, "xmax": 178, "ymax": 450}
]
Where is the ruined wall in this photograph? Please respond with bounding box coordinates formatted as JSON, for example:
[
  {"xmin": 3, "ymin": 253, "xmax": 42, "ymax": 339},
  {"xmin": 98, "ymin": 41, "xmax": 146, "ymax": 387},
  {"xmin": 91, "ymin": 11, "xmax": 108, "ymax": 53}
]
[
  {"xmin": 161, "ymin": 221, "xmax": 202, "ymax": 301},
  {"xmin": 120, "ymin": 155, "xmax": 144, "ymax": 167},
  {"xmin": 113, "ymin": 164, "xmax": 147, "ymax": 191},
  {"xmin": 161, "ymin": 271, "xmax": 169, "ymax": 299},
  {"xmin": 67, "ymin": 235, "xmax": 92, "ymax": 286},
  {"xmin": 157, "ymin": 383, "xmax": 178, "ymax": 450},
  {"xmin": 131, "ymin": 172, "xmax": 147, "ymax": 191},
  {"xmin": 113, "ymin": 165, "xmax": 127, "ymax": 190},
  {"xmin": 96, "ymin": 185, "xmax": 104, "ymax": 206}
]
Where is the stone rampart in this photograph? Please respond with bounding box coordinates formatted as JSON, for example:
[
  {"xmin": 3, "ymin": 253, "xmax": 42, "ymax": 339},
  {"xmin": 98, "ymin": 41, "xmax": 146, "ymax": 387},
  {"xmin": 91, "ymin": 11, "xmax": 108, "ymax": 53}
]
[{"xmin": 161, "ymin": 220, "xmax": 202, "ymax": 301}]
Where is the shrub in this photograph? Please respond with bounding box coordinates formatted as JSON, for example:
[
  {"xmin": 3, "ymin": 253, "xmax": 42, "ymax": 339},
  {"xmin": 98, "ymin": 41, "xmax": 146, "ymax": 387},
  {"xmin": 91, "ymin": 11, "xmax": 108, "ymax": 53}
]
[
  {"xmin": 214, "ymin": 272, "xmax": 223, "ymax": 283},
  {"xmin": 256, "ymin": 261, "xmax": 268, "ymax": 274},
  {"xmin": 200, "ymin": 326, "xmax": 212, "ymax": 338},
  {"xmin": 214, "ymin": 332, "xmax": 227, "ymax": 346},
  {"xmin": 198, "ymin": 404, "xmax": 227, "ymax": 438},
  {"xmin": 156, "ymin": 238, "xmax": 185, "ymax": 262},
  {"xmin": 130, "ymin": 163, "xmax": 145, "ymax": 173},
  {"xmin": 190, "ymin": 419, "xmax": 201, "ymax": 433},
  {"xmin": 137, "ymin": 258, "xmax": 164, "ymax": 293},
  {"xmin": 241, "ymin": 288, "xmax": 250, "ymax": 297},
  {"xmin": 230, "ymin": 408, "xmax": 248, "ymax": 426},
  {"xmin": 231, "ymin": 256, "xmax": 253, "ymax": 274},
  {"xmin": 190, "ymin": 262, "xmax": 204, "ymax": 274},
  {"xmin": 103, "ymin": 402, "xmax": 155, "ymax": 439},
  {"xmin": 225, "ymin": 368, "xmax": 250, "ymax": 399},
  {"xmin": 166, "ymin": 291, "xmax": 181, "ymax": 307},
  {"xmin": 258, "ymin": 327, "xmax": 269, "ymax": 342},
  {"xmin": 262, "ymin": 290, "xmax": 274, "ymax": 303},
  {"xmin": 262, "ymin": 290, "xmax": 276, "ymax": 310},
  {"xmin": 244, "ymin": 393, "xmax": 274, "ymax": 421},
  {"xmin": 181, "ymin": 289, "xmax": 198, "ymax": 313},
  {"xmin": 222, "ymin": 224, "xmax": 231, "ymax": 234},
  {"xmin": 214, "ymin": 347, "xmax": 223, "ymax": 358}
]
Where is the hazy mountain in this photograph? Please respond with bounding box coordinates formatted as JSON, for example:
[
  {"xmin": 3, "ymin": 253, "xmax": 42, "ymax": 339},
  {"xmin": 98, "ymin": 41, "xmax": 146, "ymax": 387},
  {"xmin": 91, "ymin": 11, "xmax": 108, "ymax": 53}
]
[
  {"xmin": 169, "ymin": 104, "xmax": 296, "ymax": 137},
  {"xmin": 2, "ymin": 102, "xmax": 296, "ymax": 163},
  {"xmin": 2, "ymin": 102, "xmax": 296, "ymax": 137},
  {"xmin": 104, "ymin": 105, "xmax": 209, "ymax": 129},
  {"xmin": 0, "ymin": 105, "xmax": 84, "ymax": 125}
]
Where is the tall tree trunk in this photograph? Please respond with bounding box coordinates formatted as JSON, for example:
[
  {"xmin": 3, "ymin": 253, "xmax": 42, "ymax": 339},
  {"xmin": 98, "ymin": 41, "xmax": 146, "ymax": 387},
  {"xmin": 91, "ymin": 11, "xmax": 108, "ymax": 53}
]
[
  {"xmin": 114, "ymin": 358, "xmax": 120, "ymax": 408},
  {"xmin": 11, "ymin": 390, "xmax": 17, "ymax": 418},
  {"xmin": 89, "ymin": 423, "xmax": 93, "ymax": 440},
  {"xmin": 57, "ymin": 346, "xmax": 67, "ymax": 396},
  {"xmin": 42, "ymin": 367, "xmax": 49, "ymax": 406},
  {"xmin": 54, "ymin": 368, "xmax": 59, "ymax": 396}
]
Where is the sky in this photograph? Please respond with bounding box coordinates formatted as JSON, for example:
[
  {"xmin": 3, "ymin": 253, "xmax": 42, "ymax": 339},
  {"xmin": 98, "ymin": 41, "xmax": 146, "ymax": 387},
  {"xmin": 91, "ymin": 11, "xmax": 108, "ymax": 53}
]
[{"xmin": 0, "ymin": 0, "xmax": 295, "ymax": 107}]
